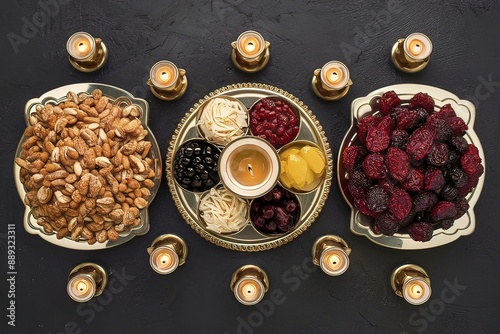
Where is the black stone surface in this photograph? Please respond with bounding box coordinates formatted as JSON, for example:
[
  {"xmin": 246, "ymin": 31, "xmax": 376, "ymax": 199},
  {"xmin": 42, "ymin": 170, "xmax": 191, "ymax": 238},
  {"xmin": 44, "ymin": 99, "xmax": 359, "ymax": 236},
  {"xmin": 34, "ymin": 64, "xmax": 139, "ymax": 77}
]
[{"xmin": 1, "ymin": 1, "xmax": 499, "ymax": 333}]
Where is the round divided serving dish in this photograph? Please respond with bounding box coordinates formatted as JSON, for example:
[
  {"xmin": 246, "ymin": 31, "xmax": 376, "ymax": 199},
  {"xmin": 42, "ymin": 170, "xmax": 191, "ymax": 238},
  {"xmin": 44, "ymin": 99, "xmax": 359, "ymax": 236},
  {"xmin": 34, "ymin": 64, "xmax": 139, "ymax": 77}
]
[
  {"xmin": 338, "ymin": 84, "xmax": 485, "ymax": 250},
  {"xmin": 14, "ymin": 83, "xmax": 162, "ymax": 250},
  {"xmin": 165, "ymin": 83, "xmax": 333, "ymax": 251}
]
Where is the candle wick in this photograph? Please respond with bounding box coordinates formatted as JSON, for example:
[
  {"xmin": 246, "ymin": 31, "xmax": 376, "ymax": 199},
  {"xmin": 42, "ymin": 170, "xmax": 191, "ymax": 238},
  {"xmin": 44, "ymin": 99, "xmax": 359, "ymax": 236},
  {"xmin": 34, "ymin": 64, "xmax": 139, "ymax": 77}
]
[{"xmin": 247, "ymin": 164, "xmax": 254, "ymax": 177}]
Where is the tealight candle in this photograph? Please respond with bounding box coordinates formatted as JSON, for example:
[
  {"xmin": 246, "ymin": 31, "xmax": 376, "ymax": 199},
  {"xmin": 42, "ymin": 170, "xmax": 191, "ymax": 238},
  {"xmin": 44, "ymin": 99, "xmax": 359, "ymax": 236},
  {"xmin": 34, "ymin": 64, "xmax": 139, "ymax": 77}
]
[
  {"xmin": 311, "ymin": 61, "xmax": 352, "ymax": 100},
  {"xmin": 231, "ymin": 30, "xmax": 270, "ymax": 72},
  {"xmin": 403, "ymin": 33, "xmax": 432, "ymax": 60},
  {"xmin": 391, "ymin": 264, "xmax": 432, "ymax": 305},
  {"xmin": 150, "ymin": 246, "xmax": 180, "ymax": 275},
  {"xmin": 67, "ymin": 274, "xmax": 96, "ymax": 302},
  {"xmin": 219, "ymin": 137, "xmax": 280, "ymax": 198},
  {"xmin": 320, "ymin": 246, "xmax": 350, "ymax": 276},
  {"xmin": 312, "ymin": 235, "xmax": 351, "ymax": 276},
  {"xmin": 67, "ymin": 262, "xmax": 108, "ymax": 303},
  {"xmin": 230, "ymin": 265, "xmax": 269, "ymax": 306},
  {"xmin": 147, "ymin": 234, "xmax": 188, "ymax": 275},
  {"xmin": 147, "ymin": 61, "xmax": 188, "ymax": 100},
  {"xmin": 67, "ymin": 32, "xmax": 95, "ymax": 60}
]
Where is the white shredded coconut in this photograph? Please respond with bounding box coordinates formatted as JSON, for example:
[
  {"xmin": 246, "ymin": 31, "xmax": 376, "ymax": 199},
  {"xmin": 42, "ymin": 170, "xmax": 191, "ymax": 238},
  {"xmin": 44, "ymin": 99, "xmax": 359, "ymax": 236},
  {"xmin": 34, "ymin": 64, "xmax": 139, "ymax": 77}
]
[{"xmin": 199, "ymin": 187, "xmax": 248, "ymax": 233}]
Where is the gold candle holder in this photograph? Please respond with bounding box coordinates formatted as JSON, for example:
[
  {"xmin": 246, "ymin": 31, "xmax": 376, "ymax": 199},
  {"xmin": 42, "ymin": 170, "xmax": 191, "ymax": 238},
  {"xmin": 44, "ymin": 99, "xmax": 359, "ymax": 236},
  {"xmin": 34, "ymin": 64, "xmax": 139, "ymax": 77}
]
[
  {"xmin": 147, "ymin": 61, "xmax": 188, "ymax": 100},
  {"xmin": 219, "ymin": 136, "xmax": 280, "ymax": 199},
  {"xmin": 67, "ymin": 262, "xmax": 108, "ymax": 303},
  {"xmin": 391, "ymin": 32, "xmax": 433, "ymax": 73},
  {"xmin": 231, "ymin": 30, "xmax": 270, "ymax": 73},
  {"xmin": 312, "ymin": 235, "xmax": 351, "ymax": 276},
  {"xmin": 311, "ymin": 61, "xmax": 352, "ymax": 101},
  {"xmin": 230, "ymin": 265, "xmax": 269, "ymax": 306},
  {"xmin": 391, "ymin": 264, "xmax": 432, "ymax": 305},
  {"xmin": 147, "ymin": 234, "xmax": 187, "ymax": 275},
  {"xmin": 66, "ymin": 32, "xmax": 108, "ymax": 72}
]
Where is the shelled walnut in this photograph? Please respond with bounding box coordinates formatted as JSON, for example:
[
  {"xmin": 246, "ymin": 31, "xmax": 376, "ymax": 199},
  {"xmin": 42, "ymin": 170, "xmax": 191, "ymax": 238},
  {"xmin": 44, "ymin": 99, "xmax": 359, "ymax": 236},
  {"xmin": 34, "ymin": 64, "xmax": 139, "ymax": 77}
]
[{"xmin": 16, "ymin": 89, "xmax": 156, "ymax": 244}]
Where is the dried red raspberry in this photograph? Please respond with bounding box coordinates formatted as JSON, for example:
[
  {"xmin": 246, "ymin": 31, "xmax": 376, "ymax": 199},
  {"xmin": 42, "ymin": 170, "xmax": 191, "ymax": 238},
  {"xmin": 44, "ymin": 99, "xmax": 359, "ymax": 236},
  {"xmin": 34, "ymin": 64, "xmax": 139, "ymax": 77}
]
[
  {"xmin": 354, "ymin": 197, "xmax": 379, "ymax": 217},
  {"xmin": 378, "ymin": 90, "xmax": 401, "ymax": 115},
  {"xmin": 394, "ymin": 108, "xmax": 420, "ymax": 130},
  {"xmin": 409, "ymin": 92, "xmax": 434, "ymax": 113},
  {"xmin": 406, "ymin": 128, "xmax": 434, "ymax": 161},
  {"xmin": 457, "ymin": 164, "xmax": 484, "ymax": 196},
  {"xmin": 449, "ymin": 167, "xmax": 468, "ymax": 188},
  {"xmin": 378, "ymin": 177, "xmax": 398, "ymax": 195},
  {"xmin": 430, "ymin": 201, "xmax": 458, "ymax": 222},
  {"xmin": 348, "ymin": 180, "xmax": 366, "ymax": 199},
  {"xmin": 454, "ymin": 197, "xmax": 469, "ymax": 219},
  {"xmin": 390, "ymin": 130, "xmax": 409, "ymax": 150},
  {"xmin": 402, "ymin": 168, "xmax": 424, "ymax": 192},
  {"xmin": 362, "ymin": 153, "xmax": 387, "ymax": 179},
  {"xmin": 460, "ymin": 144, "xmax": 482, "ymax": 176},
  {"xmin": 450, "ymin": 136, "xmax": 468, "ymax": 154},
  {"xmin": 388, "ymin": 189, "xmax": 412, "ymax": 221},
  {"xmin": 366, "ymin": 186, "xmax": 389, "ymax": 213},
  {"xmin": 426, "ymin": 142, "xmax": 449, "ymax": 167},
  {"xmin": 407, "ymin": 222, "xmax": 433, "ymax": 242},
  {"xmin": 349, "ymin": 168, "xmax": 372, "ymax": 188},
  {"xmin": 424, "ymin": 168, "xmax": 445, "ymax": 191},
  {"xmin": 357, "ymin": 114, "xmax": 381, "ymax": 144},
  {"xmin": 413, "ymin": 191, "xmax": 438, "ymax": 212},
  {"xmin": 366, "ymin": 127, "xmax": 390, "ymax": 153},
  {"xmin": 376, "ymin": 116, "xmax": 395, "ymax": 133},
  {"xmin": 387, "ymin": 147, "xmax": 410, "ymax": 182},
  {"xmin": 447, "ymin": 117, "xmax": 468, "ymax": 136},
  {"xmin": 375, "ymin": 212, "xmax": 400, "ymax": 235},
  {"xmin": 438, "ymin": 104, "xmax": 456, "ymax": 119},
  {"xmin": 343, "ymin": 145, "xmax": 367, "ymax": 172},
  {"xmin": 425, "ymin": 115, "xmax": 453, "ymax": 142}
]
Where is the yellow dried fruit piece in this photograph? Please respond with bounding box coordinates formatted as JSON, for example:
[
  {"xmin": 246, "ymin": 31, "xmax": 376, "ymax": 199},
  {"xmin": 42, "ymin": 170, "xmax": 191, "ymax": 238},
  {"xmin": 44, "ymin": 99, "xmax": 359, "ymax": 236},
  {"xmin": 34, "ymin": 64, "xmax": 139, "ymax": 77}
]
[
  {"xmin": 299, "ymin": 146, "xmax": 325, "ymax": 174},
  {"xmin": 280, "ymin": 148, "xmax": 300, "ymax": 160},
  {"xmin": 287, "ymin": 153, "xmax": 307, "ymax": 188}
]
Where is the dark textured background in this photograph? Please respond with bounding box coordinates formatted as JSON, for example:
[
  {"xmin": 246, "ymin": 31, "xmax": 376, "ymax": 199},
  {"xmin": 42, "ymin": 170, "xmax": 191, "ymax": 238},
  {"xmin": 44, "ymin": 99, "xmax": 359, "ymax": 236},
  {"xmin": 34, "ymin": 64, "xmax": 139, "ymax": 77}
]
[{"xmin": 1, "ymin": 1, "xmax": 499, "ymax": 333}]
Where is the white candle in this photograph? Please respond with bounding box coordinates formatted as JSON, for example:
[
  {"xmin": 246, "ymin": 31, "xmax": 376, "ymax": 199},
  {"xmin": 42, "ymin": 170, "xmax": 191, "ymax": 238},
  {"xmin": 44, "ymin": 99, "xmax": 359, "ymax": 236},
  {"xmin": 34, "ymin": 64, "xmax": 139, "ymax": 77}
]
[
  {"xmin": 150, "ymin": 246, "xmax": 180, "ymax": 275},
  {"xmin": 319, "ymin": 246, "xmax": 349, "ymax": 276},
  {"xmin": 236, "ymin": 31, "xmax": 265, "ymax": 59},
  {"xmin": 66, "ymin": 32, "xmax": 96, "ymax": 60},
  {"xmin": 320, "ymin": 61, "xmax": 350, "ymax": 90},
  {"xmin": 67, "ymin": 274, "xmax": 96, "ymax": 302},
  {"xmin": 234, "ymin": 276, "xmax": 265, "ymax": 305},
  {"xmin": 402, "ymin": 278, "xmax": 431, "ymax": 305},
  {"xmin": 150, "ymin": 61, "xmax": 179, "ymax": 89},
  {"xmin": 404, "ymin": 33, "xmax": 432, "ymax": 60}
]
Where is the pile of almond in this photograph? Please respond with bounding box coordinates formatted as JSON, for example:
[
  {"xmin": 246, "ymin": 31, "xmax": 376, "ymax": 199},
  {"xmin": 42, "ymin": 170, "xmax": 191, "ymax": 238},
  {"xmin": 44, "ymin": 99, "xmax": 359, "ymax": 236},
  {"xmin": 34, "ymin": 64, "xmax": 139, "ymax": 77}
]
[{"xmin": 16, "ymin": 89, "xmax": 157, "ymax": 244}]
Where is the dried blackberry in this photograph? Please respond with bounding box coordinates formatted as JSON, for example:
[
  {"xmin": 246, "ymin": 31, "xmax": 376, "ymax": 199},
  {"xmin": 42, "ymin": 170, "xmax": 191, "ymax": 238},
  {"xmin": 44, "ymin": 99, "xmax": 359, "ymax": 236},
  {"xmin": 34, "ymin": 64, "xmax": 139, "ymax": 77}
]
[
  {"xmin": 426, "ymin": 142, "xmax": 449, "ymax": 167},
  {"xmin": 366, "ymin": 186, "xmax": 389, "ymax": 213},
  {"xmin": 414, "ymin": 107, "xmax": 429, "ymax": 124},
  {"xmin": 354, "ymin": 197, "xmax": 379, "ymax": 217},
  {"xmin": 446, "ymin": 150, "xmax": 460, "ymax": 168},
  {"xmin": 406, "ymin": 128, "xmax": 434, "ymax": 161},
  {"xmin": 378, "ymin": 90, "xmax": 401, "ymax": 115},
  {"xmin": 362, "ymin": 153, "xmax": 387, "ymax": 179},
  {"xmin": 387, "ymin": 147, "xmax": 410, "ymax": 182},
  {"xmin": 349, "ymin": 168, "xmax": 372, "ymax": 188},
  {"xmin": 402, "ymin": 168, "xmax": 424, "ymax": 192},
  {"xmin": 348, "ymin": 181, "xmax": 366, "ymax": 199},
  {"xmin": 375, "ymin": 212, "xmax": 400, "ymax": 235},
  {"xmin": 388, "ymin": 189, "xmax": 412, "ymax": 221},
  {"xmin": 390, "ymin": 130, "xmax": 409, "ymax": 150},
  {"xmin": 457, "ymin": 164, "xmax": 484, "ymax": 196},
  {"xmin": 430, "ymin": 201, "xmax": 458, "ymax": 222},
  {"xmin": 424, "ymin": 168, "xmax": 445, "ymax": 191},
  {"xmin": 399, "ymin": 208, "xmax": 416, "ymax": 227},
  {"xmin": 413, "ymin": 191, "xmax": 438, "ymax": 212},
  {"xmin": 407, "ymin": 222, "xmax": 433, "ymax": 242},
  {"xmin": 409, "ymin": 92, "xmax": 435, "ymax": 113},
  {"xmin": 454, "ymin": 196, "xmax": 469, "ymax": 219},
  {"xmin": 425, "ymin": 116, "xmax": 453, "ymax": 142},
  {"xmin": 449, "ymin": 166, "xmax": 468, "ymax": 188},
  {"xmin": 440, "ymin": 184, "xmax": 458, "ymax": 201},
  {"xmin": 450, "ymin": 136, "xmax": 468, "ymax": 154},
  {"xmin": 439, "ymin": 218, "xmax": 454, "ymax": 230}
]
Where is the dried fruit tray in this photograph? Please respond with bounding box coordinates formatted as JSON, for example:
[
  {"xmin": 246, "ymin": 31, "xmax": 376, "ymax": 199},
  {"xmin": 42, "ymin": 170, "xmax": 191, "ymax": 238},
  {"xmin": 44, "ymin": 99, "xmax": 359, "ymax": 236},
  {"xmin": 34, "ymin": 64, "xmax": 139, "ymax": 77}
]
[
  {"xmin": 338, "ymin": 84, "xmax": 485, "ymax": 250},
  {"xmin": 165, "ymin": 83, "xmax": 333, "ymax": 251},
  {"xmin": 14, "ymin": 83, "xmax": 162, "ymax": 250}
]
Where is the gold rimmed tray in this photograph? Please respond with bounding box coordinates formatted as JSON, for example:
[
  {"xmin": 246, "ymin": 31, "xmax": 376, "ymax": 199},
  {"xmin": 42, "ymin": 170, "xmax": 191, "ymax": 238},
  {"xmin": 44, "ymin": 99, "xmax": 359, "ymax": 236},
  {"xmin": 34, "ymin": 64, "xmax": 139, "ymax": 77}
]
[
  {"xmin": 14, "ymin": 83, "xmax": 162, "ymax": 250},
  {"xmin": 165, "ymin": 83, "xmax": 333, "ymax": 251}
]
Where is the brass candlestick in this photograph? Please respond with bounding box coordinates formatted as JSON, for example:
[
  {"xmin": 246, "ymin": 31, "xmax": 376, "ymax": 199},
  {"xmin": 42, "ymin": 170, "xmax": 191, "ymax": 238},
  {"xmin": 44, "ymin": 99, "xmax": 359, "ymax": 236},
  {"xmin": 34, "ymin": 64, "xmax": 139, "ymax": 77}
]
[
  {"xmin": 147, "ymin": 61, "xmax": 188, "ymax": 100},
  {"xmin": 391, "ymin": 264, "xmax": 432, "ymax": 305},
  {"xmin": 311, "ymin": 61, "xmax": 352, "ymax": 101},
  {"xmin": 66, "ymin": 32, "xmax": 108, "ymax": 72},
  {"xmin": 230, "ymin": 265, "xmax": 269, "ymax": 305},
  {"xmin": 312, "ymin": 235, "xmax": 351, "ymax": 276},
  {"xmin": 231, "ymin": 30, "xmax": 270, "ymax": 73},
  {"xmin": 67, "ymin": 262, "xmax": 108, "ymax": 302},
  {"xmin": 391, "ymin": 33, "xmax": 433, "ymax": 73},
  {"xmin": 147, "ymin": 234, "xmax": 187, "ymax": 274}
]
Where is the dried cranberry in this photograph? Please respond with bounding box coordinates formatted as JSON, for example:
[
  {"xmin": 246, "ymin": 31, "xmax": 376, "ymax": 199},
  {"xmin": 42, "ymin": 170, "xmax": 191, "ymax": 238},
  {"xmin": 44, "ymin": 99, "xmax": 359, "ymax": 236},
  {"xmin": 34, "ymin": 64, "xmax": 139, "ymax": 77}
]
[
  {"xmin": 460, "ymin": 144, "xmax": 482, "ymax": 176},
  {"xmin": 424, "ymin": 168, "xmax": 445, "ymax": 191},
  {"xmin": 388, "ymin": 189, "xmax": 412, "ymax": 221},
  {"xmin": 378, "ymin": 177, "xmax": 398, "ymax": 195},
  {"xmin": 387, "ymin": 147, "xmax": 410, "ymax": 182},
  {"xmin": 407, "ymin": 222, "xmax": 433, "ymax": 242},
  {"xmin": 378, "ymin": 90, "xmax": 401, "ymax": 115},
  {"xmin": 430, "ymin": 201, "xmax": 457, "ymax": 222},
  {"xmin": 409, "ymin": 92, "xmax": 434, "ymax": 113},
  {"xmin": 366, "ymin": 127, "xmax": 390, "ymax": 153},
  {"xmin": 357, "ymin": 115, "xmax": 381, "ymax": 145},
  {"xmin": 395, "ymin": 108, "xmax": 420, "ymax": 130},
  {"xmin": 402, "ymin": 168, "xmax": 424, "ymax": 192},
  {"xmin": 354, "ymin": 197, "xmax": 379, "ymax": 217},
  {"xmin": 362, "ymin": 153, "xmax": 387, "ymax": 179},
  {"xmin": 426, "ymin": 142, "xmax": 449, "ymax": 167},
  {"xmin": 406, "ymin": 128, "xmax": 434, "ymax": 161},
  {"xmin": 454, "ymin": 197, "xmax": 469, "ymax": 219},
  {"xmin": 425, "ymin": 115, "xmax": 453, "ymax": 142},
  {"xmin": 413, "ymin": 191, "xmax": 438, "ymax": 212},
  {"xmin": 343, "ymin": 145, "xmax": 367, "ymax": 172}
]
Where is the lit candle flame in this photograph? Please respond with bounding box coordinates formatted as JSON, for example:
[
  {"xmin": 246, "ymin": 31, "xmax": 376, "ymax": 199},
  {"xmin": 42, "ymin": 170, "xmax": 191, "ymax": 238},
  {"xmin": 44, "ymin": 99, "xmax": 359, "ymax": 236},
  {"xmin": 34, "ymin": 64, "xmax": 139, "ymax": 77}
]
[{"xmin": 247, "ymin": 164, "xmax": 254, "ymax": 177}]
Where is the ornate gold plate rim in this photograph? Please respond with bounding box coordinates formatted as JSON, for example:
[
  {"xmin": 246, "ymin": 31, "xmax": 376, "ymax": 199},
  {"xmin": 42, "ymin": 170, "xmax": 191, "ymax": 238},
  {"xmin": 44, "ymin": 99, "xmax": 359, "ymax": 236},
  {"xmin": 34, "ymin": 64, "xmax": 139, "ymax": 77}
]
[
  {"xmin": 165, "ymin": 82, "xmax": 333, "ymax": 251},
  {"xmin": 14, "ymin": 83, "xmax": 162, "ymax": 250},
  {"xmin": 337, "ymin": 83, "xmax": 485, "ymax": 250}
]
